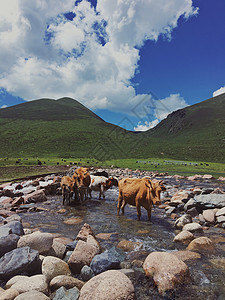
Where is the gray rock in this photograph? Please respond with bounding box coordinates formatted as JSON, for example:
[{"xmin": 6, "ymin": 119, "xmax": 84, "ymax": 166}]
[
  {"xmin": 0, "ymin": 234, "xmax": 20, "ymax": 257},
  {"xmin": 66, "ymin": 241, "xmax": 78, "ymax": 251},
  {"xmin": 1, "ymin": 221, "xmax": 24, "ymax": 236},
  {"xmin": 216, "ymin": 215, "xmax": 225, "ymax": 223},
  {"xmin": 4, "ymin": 214, "xmax": 22, "ymax": 223},
  {"xmin": 63, "ymin": 251, "xmax": 73, "ymax": 263},
  {"xmin": 53, "ymin": 286, "xmax": 80, "ymax": 300},
  {"xmin": 0, "ymin": 247, "xmax": 41, "ymax": 279},
  {"xmin": 201, "ymin": 188, "xmax": 214, "ymax": 195},
  {"xmin": 174, "ymin": 214, "xmax": 192, "ymax": 229},
  {"xmin": 184, "ymin": 199, "xmax": 196, "ymax": 211},
  {"xmin": 80, "ymin": 265, "xmax": 94, "ymax": 281},
  {"xmin": 182, "ymin": 223, "xmax": 203, "ymax": 233},
  {"xmin": 0, "ymin": 226, "xmax": 12, "ymax": 238},
  {"xmin": 90, "ymin": 246, "xmax": 126, "ymax": 275},
  {"xmin": 165, "ymin": 207, "xmax": 177, "ymax": 215},
  {"xmin": 186, "ymin": 207, "xmax": 199, "ymax": 217},
  {"xmin": 194, "ymin": 194, "xmax": 225, "ymax": 209},
  {"xmin": 215, "ymin": 207, "xmax": 225, "ymax": 217}
]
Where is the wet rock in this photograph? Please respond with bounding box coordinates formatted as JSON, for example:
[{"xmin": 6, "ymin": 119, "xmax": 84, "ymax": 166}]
[
  {"xmin": 117, "ymin": 240, "xmax": 143, "ymax": 252},
  {"xmin": 174, "ymin": 214, "xmax": 192, "ymax": 229},
  {"xmin": 80, "ymin": 266, "xmax": 94, "ymax": 281},
  {"xmin": 76, "ymin": 223, "xmax": 94, "ymax": 242},
  {"xmin": 54, "ymin": 237, "xmax": 73, "ymax": 246},
  {"xmin": 63, "ymin": 217, "xmax": 83, "ymax": 225},
  {"xmin": 173, "ymin": 231, "xmax": 194, "ymax": 244},
  {"xmin": 79, "ymin": 270, "xmax": 135, "ymax": 300},
  {"xmin": 143, "ymin": 252, "xmax": 189, "ymax": 295},
  {"xmin": 11, "ymin": 197, "xmax": 24, "ymax": 208},
  {"xmin": 68, "ymin": 240, "xmax": 99, "ymax": 274},
  {"xmin": 7, "ymin": 274, "xmax": 48, "ymax": 295},
  {"xmin": 187, "ymin": 237, "xmax": 215, "ymax": 253},
  {"xmin": 96, "ymin": 233, "xmax": 117, "ymax": 240},
  {"xmin": 24, "ymin": 190, "xmax": 47, "ymax": 204},
  {"xmin": 49, "ymin": 275, "xmax": 84, "ymax": 291},
  {"xmin": 166, "ymin": 206, "xmax": 177, "ymax": 215},
  {"xmin": 0, "ymin": 288, "xmax": 19, "ymax": 300},
  {"xmin": 90, "ymin": 246, "xmax": 126, "ymax": 275},
  {"xmin": 0, "ymin": 247, "xmax": 41, "ymax": 280},
  {"xmin": 209, "ymin": 258, "xmax": 225, "ymax": 270},
  {"xmin": 52, "ymin": 286, "xmax": 80, "ymax": 300},
  {"xmin": 202, "ymin": 209, "xmax": 216, "ymax": 223},
  {"xmin": 42, "ymin": 256, "xmax": 71, "ymax": 282},
  {"xmin": 182, "ymin": 223, "xmax": 203, "ymax": 233},
  {"xmin": 0, "ymin": 234, "xmax": 20, "ymax": 257},
  {"xmin": 0, "ymin": 226, "xmax": 12, "ymax": 239},
  {"xmin": 194, "ymin": 194, "xmax": 225, "ymax": 209},
  {"xmin": 172, "ymin": 250, "xmax": 201, "ymax": 262},
  {"xmin": 14, "ymin": 291, "xmax": 50, "ymax": 300},
  {"xmin": 1, "ymin": 221, "xmax": 24, "ymax": 236},
  {"xmin": 17, "ymin": 231, "xmax": 53, "ymax": 255},
  {"xmin": 186, "ymin": 207, "xmax": 199, "ymax": 217}
]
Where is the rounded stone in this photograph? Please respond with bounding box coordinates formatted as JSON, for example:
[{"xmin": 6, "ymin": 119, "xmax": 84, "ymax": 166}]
[
  {"xmin": 182, "ymin": 223, "xmax": 203, "ymax": 233},
  {"xmin": 42, "ymin": 256, "xmax": 71, "ymax": 282},
  {"xmin": 173, "ymin": 231, "xmax": 194, "ymax": 244},
  {"xmin": 187, "ymin": 237, "xmax": 215, "ymax": 253},
  {"xmin": 17, "ymin": 231, "xmax": 53, "ymax": 254},
  {"xmin": 7, "ymin": 275, "xmax": 48, "ymax": 295},
  {"xmin": 14, "ymin": 291, "xmax": 50, "ymax": 300},
  {"xmin": 0, "ymin": 288, "xmax": 19, "ymax": 300},
  {"xmin": 49, "ymin": 275, "xmax": 84, "ymax": 291}
]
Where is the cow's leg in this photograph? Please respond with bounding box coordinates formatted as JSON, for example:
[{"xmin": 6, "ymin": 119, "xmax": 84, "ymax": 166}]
[
  {"xmin": 121, "ymin": 200, "xmax": 126, "ymax": 215},
  {"xmin": 147, "ymin": 208, "xmax": 152, "ymax": 221},
  {"xmin": 136, "ymin": 205, "xmax": 141, "ymax": 221},
  {"xmin": 88, "ymin": 188, "xmax": 92, "ymax": 199},
  {"xmin": 117, "ymin": 192, "xmax": 123, "ymax": 215}
]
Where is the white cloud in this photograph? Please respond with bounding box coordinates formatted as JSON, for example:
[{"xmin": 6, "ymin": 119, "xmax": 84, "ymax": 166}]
[
  {"xmin": 0, "ymin": 0, "xmax": 198, "ymax": 113},
  {"xmin": 1, "ymin": 105, "xmax": 7, "ymax": 108},
  {"xmin": 213, "ymin": 86, "xmax": 225, "ymax": 97},
  {"xmin": 134, "ymin": 119, "xmax": 160, "ymax": 131}
]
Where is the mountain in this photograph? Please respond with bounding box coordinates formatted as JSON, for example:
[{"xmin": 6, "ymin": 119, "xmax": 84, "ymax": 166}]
[{"xmin": 0, "ymin": 94, "xmax": 224, "ymax": 162}]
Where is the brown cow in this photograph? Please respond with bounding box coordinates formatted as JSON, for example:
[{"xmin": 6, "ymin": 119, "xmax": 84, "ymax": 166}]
[
  {"xmin": 61, "ymin": 176, "xmax": 77, "ymax": 205},
  {"xmin": 117, "ymin": 177, "xmax": 161, "ymax": 221},
  {"xmin": 150, "ymin": 180, "xmax": 166, "ymax": 205},
  {"xmin": 88, "ymin": 175, "xmax": 118, "ymax": 199},
  {"xmin": 72, "ymin": 167, "xmax": 91, "ymax": 202}
]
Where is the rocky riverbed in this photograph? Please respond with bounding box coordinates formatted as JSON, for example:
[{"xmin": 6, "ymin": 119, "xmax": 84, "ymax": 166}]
[{"xmin": 0, "ymin": 167, "xmax": 225, "ymax": 299}]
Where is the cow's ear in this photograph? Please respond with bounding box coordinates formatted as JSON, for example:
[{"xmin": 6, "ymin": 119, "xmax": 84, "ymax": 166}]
[{"xmin": 145, "ymin": 180, "xmax": 152, "ymax": 189}]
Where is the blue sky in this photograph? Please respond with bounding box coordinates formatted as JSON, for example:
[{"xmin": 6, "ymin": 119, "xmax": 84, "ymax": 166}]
[{"xmin": 0, "ymin": 0, "xmax": 224, "ymax": 131}]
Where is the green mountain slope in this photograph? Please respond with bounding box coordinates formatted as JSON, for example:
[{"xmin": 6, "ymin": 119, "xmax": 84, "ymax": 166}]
[{"xmin": 0, "ymin": 94, "xmax": 224, "ymax": 162}]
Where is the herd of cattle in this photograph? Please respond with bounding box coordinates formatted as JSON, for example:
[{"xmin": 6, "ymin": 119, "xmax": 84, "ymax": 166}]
[{"xmin": 61, "ymin": 167, "xmax": 166, "ymax": 221}]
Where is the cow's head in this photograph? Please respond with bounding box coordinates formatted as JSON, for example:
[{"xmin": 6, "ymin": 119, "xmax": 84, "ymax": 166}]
[
  {"xmin": 144, "ymin": 179, "xmax": 160, "ymax": 205},
  {"xmin": 151, "ymin": 180, "xmax": 166, "ymax": 205},
  {"xmin": 73, "ymin": 168, "xmax": 91, "ymax": 188}
]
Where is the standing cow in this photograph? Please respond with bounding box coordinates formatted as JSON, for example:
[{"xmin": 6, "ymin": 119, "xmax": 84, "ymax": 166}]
[
  {"xmin": 72, "ymin": 167, "xmax": 91, "ymax": 202},
  {"xmin": 88, "ymin": 175, "xmax": 118, "ymax": 199},
  {"xmin": 117, "ymin": 177, "xmax": 162, "ymax": 221},
  {"xmin": 61, "ymin": 176, "xmax": 77, "ymax": 205}
]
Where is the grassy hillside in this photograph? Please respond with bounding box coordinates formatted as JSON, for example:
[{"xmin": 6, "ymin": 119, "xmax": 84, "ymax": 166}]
[{"xmin": 0, "ymin": 94, "xmax": 224, "ymax": 162}]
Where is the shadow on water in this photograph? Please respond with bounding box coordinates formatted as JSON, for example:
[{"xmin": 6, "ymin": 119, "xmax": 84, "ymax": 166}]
[{"xmin": 19, "ymin": 186, "xmax": 225, "ymax": 300}]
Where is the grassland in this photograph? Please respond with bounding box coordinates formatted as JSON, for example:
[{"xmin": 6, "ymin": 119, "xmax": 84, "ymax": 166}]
[{"xmin": 0, "ymin": 157, "xmax": 224, "ymax": 183}]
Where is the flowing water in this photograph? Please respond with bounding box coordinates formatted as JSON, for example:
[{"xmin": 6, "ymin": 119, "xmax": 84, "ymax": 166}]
[{"xmin": 19, "ymin": 178, "xmax": 225, "ymax": 300}]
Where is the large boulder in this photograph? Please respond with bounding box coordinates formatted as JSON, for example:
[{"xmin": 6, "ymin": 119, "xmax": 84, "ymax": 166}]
[
  {"xmin": 90, "ymin": 247, "xmax": 126, "ymax": 275},
  {"xmin": 187, "ymin": 237, "xmax": 216, "ymax": 254},
  {"xmin": 202, "ymin": 209, "xmax": 216, "ymax": 223},
  {"xmin": 0, "ymin": 288, "xmax": 19, "ymax": 300},
  {"xmin": 68, "ymin": 240, "xmax": 99, "ymax": 274},
  {"xmin": 143, "ymin": 252, "xmax": 189, "ymax": 295},
  {"xmin": 6, "ymin": 274, "xmax": 48, "ymax": 295},
  {"xmin": 0, "ymin": 234, "xmax": 20, "ymax": 257},
  {"xmin": 79, "ymin": 270, "xmax": 135, "ymax": 300},
  {"xmin": 42, "ymin": 256, "xmax": 71, "ymax": 282},
  {"xmin": 24, "ymin": 190, "xmax": 47, "ymax": 204},
  {"xmin": 0, "ymin": 247, "xmax": 41, "ymax": 280},
  {"xmin": 17, "ymin": 231, "xmax": 53, "ymax": 254},
  {"xmin": 194, "ymin": 194, "xmax": 225, "ymax": 209},
  {"xmin": 49, "ymin": 275, "xmax": 84, "ymax": 291}
]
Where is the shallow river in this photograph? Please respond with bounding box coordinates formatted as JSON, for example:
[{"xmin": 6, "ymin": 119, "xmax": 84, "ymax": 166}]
[{"xmin": 19, "ymin": 178, "xmax": 225, "ymax": 300}]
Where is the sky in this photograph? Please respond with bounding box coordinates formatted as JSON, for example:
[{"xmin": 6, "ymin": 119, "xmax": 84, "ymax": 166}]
[{"xmin": 0, "ymin": 0, "xmax": 224, "ymax": 131}]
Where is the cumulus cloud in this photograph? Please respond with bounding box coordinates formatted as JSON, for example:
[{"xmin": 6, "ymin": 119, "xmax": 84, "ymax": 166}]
[
  {"xmin": 213, "ymin": 86, "xmax": 225, "ymax": 97},
  {"xmin": 0, "ymin": 0, "xmax": 198, "ymax": 113},
  {"xmin": 1, "ymin": 105, "xmax": 7, "ymax": 108},
  {"xmin": 134, "ymin": 119, "xmax": 160, "ymax": 131}
]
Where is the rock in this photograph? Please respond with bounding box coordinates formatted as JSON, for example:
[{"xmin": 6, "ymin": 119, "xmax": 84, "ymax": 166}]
[
  {"xmin": 187, "ymin": 175, "xmax": 202, "ymax": 181},
  {"xmin": 68, "ymin": 240, "xmax": 99, "ymax": 274},
  {"xmin": 143, "ymin": 252, "xmax": 189, "ymax": 295},
  {"xmin": 86, "ymin": 235, "xmax": 101, "ymax": 253},
  {"xmin": 54, "ymin": 237, "xmax": 73, "ymax": 246},
  {"xmin": 90, "ymin": 247, "xmax": 126, "ymax": 275},
  {"xmin": 218, "ymin": 177, "xmax": 225, "ymax": 181},
  {"xmin": 215, "ymin": 207, "xmax": 225, "ymax": 217},
  {"xmin": 7, "ymin": 275, "xmax": 48, "ymax": 295},
  {"xmin": 0, "ymin": 247, "xmax": 41, "ymax": 280},
  {"xmin": 184, "ymin": 198, "xmax": 196, "ymax": 211},
  {"xmin": 0, "ymin": 210, "xmax": 15, "ymax": 218},
  {"xmin": 11, "ymin": 197, "xmax": 24, "ymax": 207},
  {"xmin": 0, "ymin": 288, "xmax": 19, "ymax": 300},
  {"xmin": 24, "ymin": 190, "xmax": 47, "ymax": 204},
  {"xmin": 174, "ymin": 214, "xmax": 192, "ymax": 229},
  {"xmin": 202, "ymin": 174, "xmax": 215, "ymax": 180},
  {"xmin": 187, "ymin": 237, "xmax": 215, "ymax": 253},
  {"xmin": 47, "ymin": 240, "xmax": 66, "ymax": 259},
  {"xmin": 96, "ymin": 233, "xmax": 117, "ymax": 240},
  {"xmin": 63, "ymin": 218, "xmax": 83, "ymax": 225},
  {"xmin": 193, "ymin": 188, "xmax": 202, "ymax": 195},
  {"xmin": 165, "ymin": 206, "xmax": 177, "ymax": 215},
  {"xmin": 5, "ymin": 215, "xmax": 22, "ymax": 223},
  {"xmin": 79, "ymin": 270, "xmax": 135, "ymax": 300},
  {"xmin": 186, "ymin": 207, "xmax": 199, "ymax": 217},
  {"xmin": 170, "ymin": 191, "xmax": 191, "ymax": 204},
  {"xmin": 76, "ymin": 223, "xmax": 94, "ymax": 242},
  {"xmin": 14, "ymin": 291, "xmax": 50, "ymax": 300},
  {"xmin": 201, "ymin": 187, "xmax": 214, "ymax": 194},
  {"xmin": 49, "ymin": 275, "xmax": 84, "ymax": 291},
  {"xmin": 80, "ymin": 266, "xmax": 94, "ymax": 281},
  {"xmin": 17, "ymin": 231, "xmax": 53, "ymax": 254},
  {"xmin": 216, "ymin": 215, "xmax": 225, "ymax": 224},
  {"xmin": 117, "ymin": 240, "xmax": 143, "ymax": 252},
  {"xmin": 52, "ymin": 286, "xmax": 80, "ymax": 300},
  {"xmin": 173, "ymin": 231, "xmax": 194, "ymax": 244},
  {"xmin": 1, "ymin": 221, "xmax": 24, "ymax": 236},
  {"xmin": 202, "ymin": 209, "xmax": 216, "ymax": 223},
  {"xmin": 66, "ymin": 241, "xmax": 78, "ymax": 251},
  {"xmin": 194, "ymin": 194, "xmax": 225, "ymax": 209},
  {"xmin": 172, "ymin": 250, "xmax": 201, "ymax": 261},
  {"xmin": 42, "ymin": 256, "xmax": 71, "ymax": 282},
  {"xmin": 0, "ymin": 234, "xmax": 20, "ymax": 257},
  {"xmin": 182, "ymin": 223, "xmax": 203, "ymax": 233},
  {"xmin": 0, "ymin": 227, "xmax": 12, "ymax": 239},
  {"xmin": 119, "ymin": 269, "xmax": 135, "ymax": 280}
]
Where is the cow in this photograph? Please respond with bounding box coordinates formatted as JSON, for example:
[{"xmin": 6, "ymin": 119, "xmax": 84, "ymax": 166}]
[
  {"xmin": 72, "ymin": 167, "xmax": 91, "ymax": 202},
  {"xmin": 151, "ymin": 180, "xmax": 166, "ymax": 205},
  {"xmin": 93, "ymin": 171, "xmax": 109, "ymax": 178},
  {"xmin": 117, "ymin": 177, "xmax": 162, "ymax": 221},
  {"xmin": 61, "ymin": 176, "xmax": 77, "ymax": 205},
  {"xmin": 88, "ymin": 175, "xmax": 118, "ymax": 199}
]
